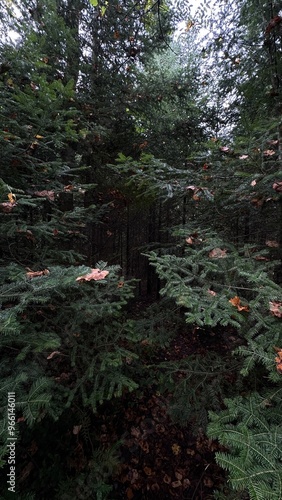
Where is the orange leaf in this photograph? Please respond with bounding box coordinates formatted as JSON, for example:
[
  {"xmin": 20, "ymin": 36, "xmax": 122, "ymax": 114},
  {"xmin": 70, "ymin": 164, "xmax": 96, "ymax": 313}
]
[
  {"xmin": 229, "ymin": 296, "xmax": 240, "ymax": 307},
  {"xmin": 229, "ymin": 296, "xmax": 249, "ymax": 312},
  {"xmin": 76, "ymin": 268, "xmax": 109, "ymax": 282},
  {"xmin": 274, "ymin": 348, "xmax": 282, "ymax": 373}
]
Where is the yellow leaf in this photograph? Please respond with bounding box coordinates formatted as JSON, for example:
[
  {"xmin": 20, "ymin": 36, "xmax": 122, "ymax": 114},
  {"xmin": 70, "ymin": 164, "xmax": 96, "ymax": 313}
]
[
  {"xmin": 35, "ymin": 134, "xmax": 44, "ymax": 139},
  {"xmin": 185, "ymin": 20, "xmax": 195, "ymax": 31},
  {"xmin": 7, "ymin": 192, "xmax": 16, "ymax": 204}
]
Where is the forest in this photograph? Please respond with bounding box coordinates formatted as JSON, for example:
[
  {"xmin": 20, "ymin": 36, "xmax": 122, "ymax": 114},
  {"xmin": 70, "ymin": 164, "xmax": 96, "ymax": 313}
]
[{"xmin": 0, "ymin": 0, "xmax": 282, "ymax": 498}]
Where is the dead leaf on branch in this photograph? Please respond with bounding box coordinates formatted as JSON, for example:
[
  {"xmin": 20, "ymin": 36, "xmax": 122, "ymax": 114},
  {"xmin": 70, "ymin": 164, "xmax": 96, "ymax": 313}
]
[
  {"xmin": 269, "ymin": 301, "xmax": 282, "ymax": 318},
  {"xmin": 47, "ymin": 351, "xmax": 61, "ymax": 360},
  {"xmin": 0, "ymin": 201, "xmax": 17, "ymax": 213},
  {"xmin": 274, "ymin": 347, "xmax": 282, "ymax": 373},
  {"xmin": 73, "ymin": 425, "xmax": 82, "ymax": 435},
  {"xmin": 33, "ymin": 190, "xmax": 55, "ymax": 201},
  {"xmin": 76, "ymin": 268, "xmax": 109, "ymax": 282},
  {"xmin": 229, "ymin": 296, "xmax": 250, "ymax": 312},
  {"xmin": 266, "ymin": 240, "xmax": 279, "ymax": 248},
  {"xmin": 209, "ymin": 247, "xmax": 227, "ymax": 258},
  {"xmin": 26, "ymin": 268, "xmax": 50, "ymax": 278},
  {"xmin": 273, "ymin": 181, "xmax": 282, "ymax": 192},
  {"xmin": 263, "ymin": 149, "xmax": 276, "ymax": 156}
]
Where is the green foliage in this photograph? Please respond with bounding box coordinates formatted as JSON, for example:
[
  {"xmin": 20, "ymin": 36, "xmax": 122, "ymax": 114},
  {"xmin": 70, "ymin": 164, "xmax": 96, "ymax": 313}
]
[{"xmin": 208, "ymin": 392, "xmax": 282, "ymax": 500}]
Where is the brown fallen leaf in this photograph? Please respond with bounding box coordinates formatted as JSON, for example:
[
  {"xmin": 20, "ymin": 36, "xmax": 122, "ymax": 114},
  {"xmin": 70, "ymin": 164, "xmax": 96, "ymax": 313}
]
[
  {"xmin": 171, "ymin": 480, "xmax": 182, "ymax": 488},
  {"xmin": 26, "ymin": 269, "xmax": 49, "ymax": 279},
  {"xmin": 269, "ymin": 301, "xmax": 282, "ymax": 318},
  {"xmin": 266, "ymin": 240, "xmax": 279, "ymax": 248},
  {"xmin": 273, "ymin": 181, "xmax": 282, "ymax": 192},
  {"xmin": 73, "ymin": 425, "xmax": 81, "ymax": 435},
  {"xmin": 47, "ymin": 351, "xmax": 61, "ymax": 360},
  {"xmin": 0, "ymin": 201, "xmax": 17, "ymax": 213},
  {"xmin": 172, "ymin": 443, "xmax": 181, "ymax": 455},
  {"xmin": 209, "ymin": 247, "xmax": 227, "ymax": 258},
  {"xmin": 34, "ymin": 190, "xmax": 55, "ymax": 201},
  {"xmin": 229, "ymin": 296, "xmax": 250, "ymax": 312},
  {"xmin": 76, "ymin": 268, "xmax": 109, "ymax": 282}
]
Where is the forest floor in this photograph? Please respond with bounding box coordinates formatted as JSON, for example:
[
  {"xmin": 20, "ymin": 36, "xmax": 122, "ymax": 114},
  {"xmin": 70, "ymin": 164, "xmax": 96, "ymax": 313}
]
[{"xmin": 94, "ymin": 323, "xmax": 244, "ymax": 499}]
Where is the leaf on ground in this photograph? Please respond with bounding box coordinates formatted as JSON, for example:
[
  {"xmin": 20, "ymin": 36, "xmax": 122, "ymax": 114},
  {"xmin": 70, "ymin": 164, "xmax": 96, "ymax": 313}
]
[{"xmin": 171, "ymin": 443, "xmax": 181, "ymax": 455}]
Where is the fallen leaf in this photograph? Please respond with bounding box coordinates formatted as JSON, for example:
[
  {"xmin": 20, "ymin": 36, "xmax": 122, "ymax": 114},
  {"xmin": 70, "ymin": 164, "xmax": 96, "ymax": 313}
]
[
  {"xmin": 143, "ymin": 466, "xmax": 152, "ymax": 476},
  {"xmin": 266, "ymin": 240, "xmax": 279, "ymax": 247},
  {"xmin": 47, "ymin": 351, "xmax": 61, "ymax": 360},
  {"xmin": 0, "ymin": 201, "xmax": 17, "ymax": 213},
  {"xmin": 250, "ymin": 179, "xmax": 257, "ymax": 186},
  {"xmin": 240, "ymin": 155, "xmax": 249, "ymax": 160},
  {"xmin": 163, "ymin": 474, "xmax": 171, "ymax": 484},
  {"xmin": 209, "ymin": 248, "xmax": 227, "ymax": 258},
  {"xmin": 185, "ymin": 20, "xmax": 195, "ymax": 31},
  {"xmin": 229, "ymin": 296, "xmax": 250, "ymax": 312},
  {"xmin": 274, "ymin": 348, "xmax": 282, "ymax": 373},
  {"xmin": 64, "ymin": 184, "xmax": 74, "ymax": 192},
  {"xmin": 76, "ymin": 268, "xmax": 109, "ymax": 282},
  {"xmin": 263, "ymin": 149, "xmax": 275, "ymax": 156},
  {"xmin": 229, "ymin": 295, "xmax": 250, "ymax": 312},
  {"xmin": 172, "ymin": 480, "xmax": 182, "ymax": 488},
  {"xmin": 172, "ymin": 443, "xmax": 181, "ymax": 455},
  {"xmin": 273, "ymin": 181, "xmax": 282, "ymax": 192},
  {"xmin": 220, "ymin": 146, "xmax": 230, "ymax": 152},
  {"xmin": 7, "ymin": 192, "xmax": 16, "ymax": 204},
  {"xmin": 34, "ymin": 190, "xmax": 55, "ymax": 201},
  {"xmin": 207, "ymin": 289, "xmax": 217, "ymax": 296},
  {"xmin": 254, "ymin": 255, "xmax": 270, "ymax": 261},
  {"xmin": 73, "ymin": 425, "xmax": 81, "ymax": 435},
  {"xmin": 35, "ymin": 134, "xmax": 44, "ymax": 139},
  {"xmin": 269, "ymin": 301, "xmax": 282, "ymax": 318},
  {"xmin": 126, "ymin": 487, "xmax": 134, "ymax": 500},
  {"xmin": 26, "ymin": 269, "xmax": 49, "ymax": 279}
]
